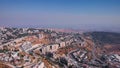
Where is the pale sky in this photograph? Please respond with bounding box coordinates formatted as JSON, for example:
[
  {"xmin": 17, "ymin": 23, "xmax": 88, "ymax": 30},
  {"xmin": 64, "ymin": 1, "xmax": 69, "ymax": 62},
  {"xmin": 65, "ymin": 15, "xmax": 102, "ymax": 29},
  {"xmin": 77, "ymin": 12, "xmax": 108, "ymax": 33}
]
[{"xmin": 0, "ymin": 0, "xmax": 120, "ymax": 32}]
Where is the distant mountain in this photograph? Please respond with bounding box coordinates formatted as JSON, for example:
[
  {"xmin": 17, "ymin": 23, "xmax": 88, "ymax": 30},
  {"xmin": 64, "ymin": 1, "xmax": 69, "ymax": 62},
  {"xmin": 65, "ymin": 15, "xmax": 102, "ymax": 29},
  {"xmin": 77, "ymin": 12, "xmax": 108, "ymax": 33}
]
[
  {"xmin": 84, "ymin": 32, "xmax": 120, "ymax": 45},
  {"xmin": 84, "ymin": 31, "xmax": 120, "ymax": 54}
]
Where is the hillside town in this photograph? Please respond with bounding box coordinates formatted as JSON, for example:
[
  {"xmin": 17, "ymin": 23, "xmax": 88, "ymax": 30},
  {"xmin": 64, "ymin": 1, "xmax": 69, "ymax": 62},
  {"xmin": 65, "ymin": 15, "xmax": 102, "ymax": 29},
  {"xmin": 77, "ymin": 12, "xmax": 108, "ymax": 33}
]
[{"xmin": 0, "ymin": 27, "xmax": 120, "ymax": 68}]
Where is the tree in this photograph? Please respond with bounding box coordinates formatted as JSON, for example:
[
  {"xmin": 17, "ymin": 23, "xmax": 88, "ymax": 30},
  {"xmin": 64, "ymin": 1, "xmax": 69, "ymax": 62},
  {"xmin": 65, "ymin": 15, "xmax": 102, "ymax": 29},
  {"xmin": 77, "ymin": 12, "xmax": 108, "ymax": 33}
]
[
  {"xmin": 59, "ymin": 57, "xmax": 68, "ymax": 65},
  {"xmin": 46, "ymin": 52, "xmax": 53, "ymax": 58}
]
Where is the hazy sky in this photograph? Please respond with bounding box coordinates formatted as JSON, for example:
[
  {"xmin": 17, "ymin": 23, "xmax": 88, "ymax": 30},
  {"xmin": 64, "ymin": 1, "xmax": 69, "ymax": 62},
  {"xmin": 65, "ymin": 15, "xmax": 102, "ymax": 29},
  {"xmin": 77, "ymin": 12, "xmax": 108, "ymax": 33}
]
[{"xmin": 0, "ymin": 0, "xmax": 120, "ymax": 32}]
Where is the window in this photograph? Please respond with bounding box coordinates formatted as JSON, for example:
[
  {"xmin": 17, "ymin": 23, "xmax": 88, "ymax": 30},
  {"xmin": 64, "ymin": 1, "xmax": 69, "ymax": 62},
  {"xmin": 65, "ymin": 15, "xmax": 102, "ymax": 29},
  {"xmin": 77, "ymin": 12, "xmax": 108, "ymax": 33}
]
[
  {"xmin": 50, "ymin": 46, "xmax": 52, "ymax": 49},
  {"xmin": 58, "ymin": 44, "xmax": 60, "ymax": 47},
  {"xmin": 40, "ymin": 49, "xmax": 42, "ymax": 52}
]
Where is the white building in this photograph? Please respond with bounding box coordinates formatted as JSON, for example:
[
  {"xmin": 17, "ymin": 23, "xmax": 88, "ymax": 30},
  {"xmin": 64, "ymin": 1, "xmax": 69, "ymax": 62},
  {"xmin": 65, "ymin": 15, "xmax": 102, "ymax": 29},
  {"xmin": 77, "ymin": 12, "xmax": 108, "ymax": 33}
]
[
  {"xmin": 37, "ymin": 62, "xmax": 45, "ymax": 68},
  {"xmin": 60, "ymin": 42, "xmax": 66, "ymax": 47},
  {"xmin": 114, "ymin": 54, "xmax": 120, "ymax": 62},
  {"xmin": 40, "ymin": 44, "xmax": 60, "ymax": 54},
  {"xmin": 21, "ymin": 41, "xmax": 32, "ymax": 51},
  {"xmin": 40, "ymin": 42, "xmax": 66, "ymax": 54},
  {"xmin": 38, "ymin": 34, "xmax": 44, "ymax": 39}
]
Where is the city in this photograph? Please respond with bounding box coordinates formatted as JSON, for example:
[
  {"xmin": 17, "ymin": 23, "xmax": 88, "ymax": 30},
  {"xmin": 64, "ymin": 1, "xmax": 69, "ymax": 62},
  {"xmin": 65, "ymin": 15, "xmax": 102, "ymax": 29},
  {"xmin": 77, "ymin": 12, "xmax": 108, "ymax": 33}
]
[
  {"xmin": 0, "ymin": 0, "xmax": 120, "ymax": 68},
  {"xmin": 0, "ymin": 27, "xmax": 119, "ymax": 68}
]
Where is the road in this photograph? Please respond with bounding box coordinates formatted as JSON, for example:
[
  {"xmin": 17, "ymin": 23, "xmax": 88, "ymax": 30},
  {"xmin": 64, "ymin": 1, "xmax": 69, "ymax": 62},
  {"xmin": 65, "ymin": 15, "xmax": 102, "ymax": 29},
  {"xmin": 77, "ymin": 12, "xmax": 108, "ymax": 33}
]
[
  {"xmin": 67, "ymin": 49, "xmax": 80, "ymax": 68},
  {"xmin": 5, "ymin": 63, "xmax": 16, "ymax": 68}
]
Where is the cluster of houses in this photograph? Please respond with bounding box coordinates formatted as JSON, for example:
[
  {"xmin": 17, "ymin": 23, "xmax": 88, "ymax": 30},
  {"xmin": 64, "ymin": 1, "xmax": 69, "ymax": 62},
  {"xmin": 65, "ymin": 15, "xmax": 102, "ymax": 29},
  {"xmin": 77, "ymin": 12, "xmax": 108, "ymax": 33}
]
[
  {"xmin": 72, "ymin": 50, "xmax": 88, "ymax": 62},
  {"xmin": 2, "ymin": 27, "xmax": 120, "ymax": 68}
]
